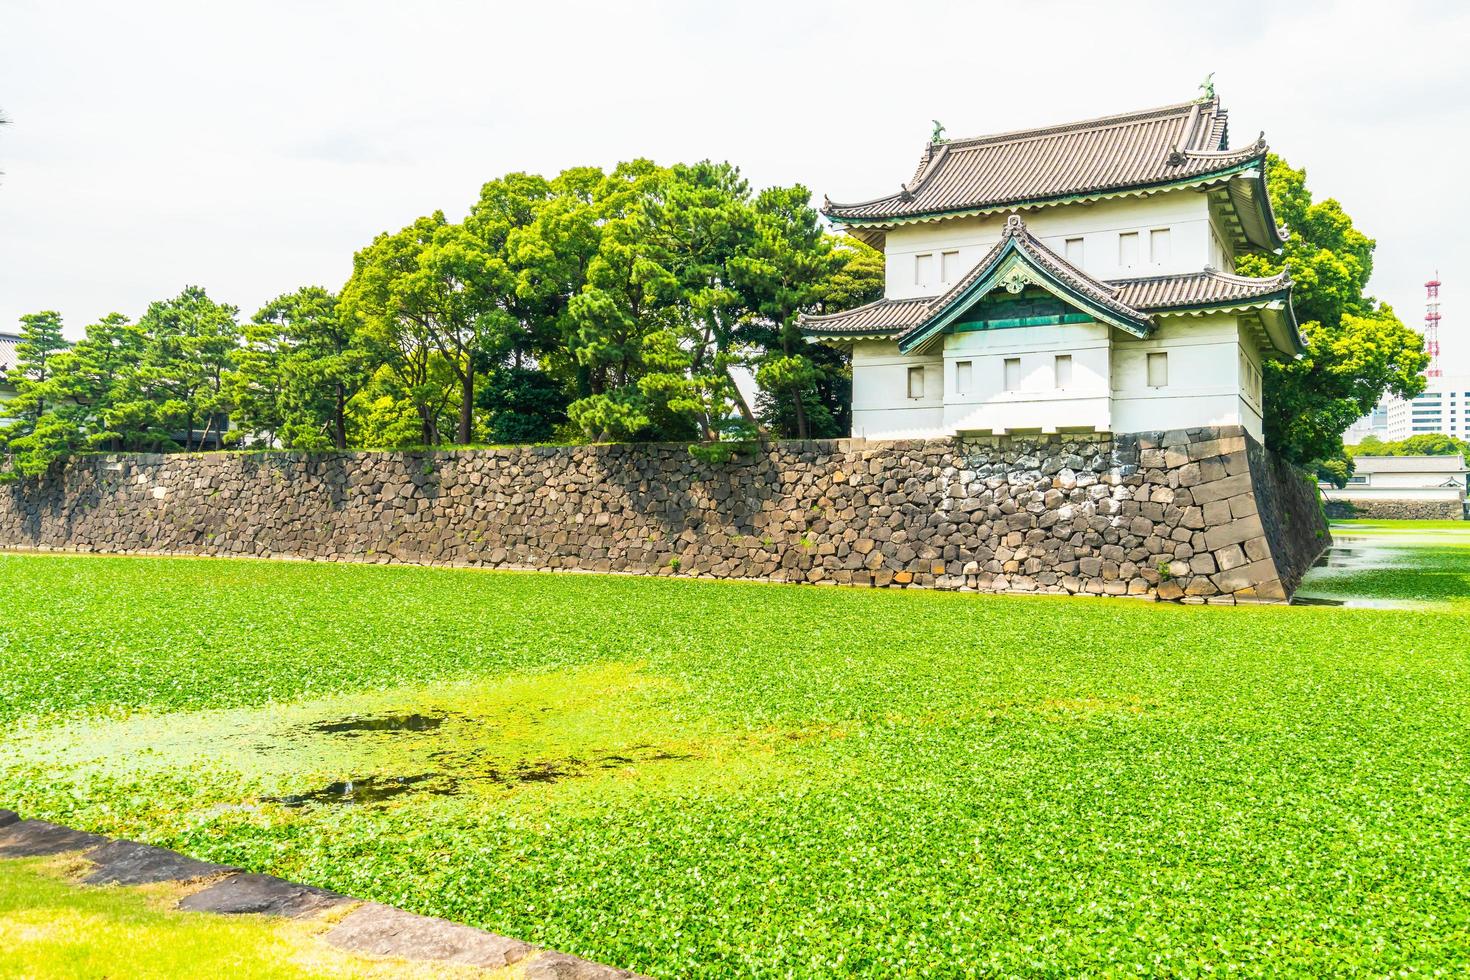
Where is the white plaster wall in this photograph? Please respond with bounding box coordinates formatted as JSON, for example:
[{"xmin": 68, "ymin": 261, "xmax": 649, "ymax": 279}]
[
  {"xmin": 850, "ymin": 340, "xmax": 946, "ymax": 438},
  {"xmin": 940, "ymin": 322, "xmax": 1111, "ymax": 434},
  {"xmin": 849, "ymin": 316, "xmax": 1265, "ymax": 440},
  {"xmin": 883, "ymin": 190, "xmax": 1214, "ymax": 300},
  {"xmin": 1110, "ymin": 314, "xmax": 1262, "ymax": 440}
]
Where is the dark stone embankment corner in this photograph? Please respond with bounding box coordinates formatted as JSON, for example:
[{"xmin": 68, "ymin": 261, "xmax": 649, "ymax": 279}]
[{"xmin": 0, "ymin": 811, "xmax": 646, "ymax": 978}]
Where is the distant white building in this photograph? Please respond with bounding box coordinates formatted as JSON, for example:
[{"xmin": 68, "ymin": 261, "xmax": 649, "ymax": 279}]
[
  {"xmin": 1343, "ymin": 403, "xmax": 1389, "ymax": 445},
  {"xmin": 1381, "ymin": 375, "xmax": 1470, "ymax": 441},
  {"xmin": 1321, "ymin": 455, "xmax": 1469, "ymax": 520},
  {"xmin": 0, "ymin": 332, "xmax": 20, "ymax": 424},
  {"xmin": 801, "ymin": 94, "xmax": 1304, "ymax": 442}
]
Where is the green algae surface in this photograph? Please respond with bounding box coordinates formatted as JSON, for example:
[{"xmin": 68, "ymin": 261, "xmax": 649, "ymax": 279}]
[{"xmin": 2, "ymin": 526, "xmax": 1470, "ymax": 976}]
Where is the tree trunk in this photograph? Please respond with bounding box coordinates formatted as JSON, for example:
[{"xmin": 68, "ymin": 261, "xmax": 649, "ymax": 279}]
[
  {"xmin": 334, "ymin": 385, "xmax": 347, "ymax": 450},
  {"xmin": 724, "ymin": 366, "xmax": 766, "ymax": 437},
  {"xmin": 791, "ymin": 385, "xmax": 809, "ymax": 439},
  {"xmin": 457, "ymin": 367, "xmax": 475, "ymax": 445}
]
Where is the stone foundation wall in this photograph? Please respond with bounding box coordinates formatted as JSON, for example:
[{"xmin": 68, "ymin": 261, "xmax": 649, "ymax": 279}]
[
  {"xmin": 1323, "ymin": 497, "xmax": 1465, "ymax": 521},
  {"xmin": 0, "ymin": 426, "xmax": 1328, "ymax": 603}
]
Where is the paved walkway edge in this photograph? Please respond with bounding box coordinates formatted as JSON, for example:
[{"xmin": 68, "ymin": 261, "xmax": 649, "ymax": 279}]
[{"xmin": 0, "ymin": 808, "xmax": 647, "ymax": 978}]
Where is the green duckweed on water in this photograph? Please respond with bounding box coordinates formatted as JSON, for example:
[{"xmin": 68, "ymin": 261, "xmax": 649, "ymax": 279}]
[{"xmin": 2, "ymin": 520, "xmax": 1469, "ymax": 976}]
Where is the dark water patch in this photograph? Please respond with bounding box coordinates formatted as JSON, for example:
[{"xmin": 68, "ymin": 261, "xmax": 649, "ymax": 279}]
[
  {"xmin": 1312, "ymin": 545, "xmax": 1411, "ymax": 570},
  {"xmin": 309, "ymin": 712, "xmax": 447, "ymax": 735},
  {"xmin": 264, "ymin": 773, "xmax": 454, "ymax": 807},
  {"xmin": 511, "ymin": 761, "xmax": 569, "ymax": 783}
]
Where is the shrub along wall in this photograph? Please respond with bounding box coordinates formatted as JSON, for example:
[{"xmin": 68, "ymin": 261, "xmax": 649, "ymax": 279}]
[{"xmin": 0, "ymin": 426, "xmax": 1328, "ymax": 603}]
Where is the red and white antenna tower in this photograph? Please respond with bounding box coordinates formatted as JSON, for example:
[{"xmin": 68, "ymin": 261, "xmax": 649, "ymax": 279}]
[{"xmin": 1425, "ymin": 274, "xmax": 1442, "ymax": 379}]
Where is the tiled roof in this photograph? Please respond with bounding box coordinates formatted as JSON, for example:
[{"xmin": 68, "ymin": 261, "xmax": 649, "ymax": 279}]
[
  {"xmin": 800, "ymin": 219, "xmax": 1299, "ymax": 352},
  {"xmin": 0, "ymin": 333, "xmax": 20, "ymax": 378},
  {"xmin": 798, "ymin": 298, "xmax": 933, "ymax": 337},
  {"xmin": 1111, "ymin": 269, "xmax": 1292, "ymax": 310},
  {"xmin": 824, "ymin": 98, "xmax": 1268, "ymax": 225}
]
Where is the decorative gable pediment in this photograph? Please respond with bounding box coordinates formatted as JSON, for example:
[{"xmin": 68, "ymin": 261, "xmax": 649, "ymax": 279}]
[{"xmin": 897, "ymin": 215, "xmax": 1154, "ymax": 354}]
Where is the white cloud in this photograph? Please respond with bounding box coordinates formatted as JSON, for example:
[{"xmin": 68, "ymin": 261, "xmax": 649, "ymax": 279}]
[{"xmin": 1, "ymin": 0, "xmax": 1466, "ymax": 369}]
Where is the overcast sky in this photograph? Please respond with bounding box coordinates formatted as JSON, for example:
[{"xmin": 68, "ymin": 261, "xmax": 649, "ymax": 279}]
[{"xmin": 3, "ymin": 0, "xmax": 1467, "ymax": 371}]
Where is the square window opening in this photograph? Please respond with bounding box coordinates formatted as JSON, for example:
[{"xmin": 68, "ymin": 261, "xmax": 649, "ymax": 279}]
[
  {"xmin": 914, "ymin": 253, "xmax": 934, "ymax": 288},
  {"xmin": 1003, "ymin": 357, "xmax": 1022, "ymax": 392},
  {"xmin": 907, "ymin": 365, "xmax": 926, "ymax": 400},
  {"xmin": 955, "ymin": 360, "xmax": 973, "ymax": 395},
  {"xmin": 1054, "ymin": 354, "xmax": 1073, "ymax": 388},
  {"xmin": 1150, "ymin": 228, "xmax": 1171, "ymax": 264},
  {"xmin": 1146, "ymin": 351, "xmax": 1169, "ymax": 388},
  {"xmin": 1118, "ymin": 232, "xmax": 1139, "ymax": 268},
  {"xmin": 940, "ymin": 250, "xmax": 961, "ymax": 284}
]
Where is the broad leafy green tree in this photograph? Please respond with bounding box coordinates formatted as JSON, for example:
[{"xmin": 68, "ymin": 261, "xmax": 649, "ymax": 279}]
[
  {"xmin": 1238, "ymin": 156, "xmax": 1427, "ymax": 467},
  {"xmin": 340, "ymin": 214, "xmax": 501, "ymax": 445},
  {"xmin": 1350, "ymin": 433, "xmax": 1469, "ymax": 458}
]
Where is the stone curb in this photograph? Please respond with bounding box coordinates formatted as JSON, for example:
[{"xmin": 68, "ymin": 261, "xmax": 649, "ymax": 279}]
[{"xmin": 0, "ymin": 809, "xmax": 646, "ymax": 978}]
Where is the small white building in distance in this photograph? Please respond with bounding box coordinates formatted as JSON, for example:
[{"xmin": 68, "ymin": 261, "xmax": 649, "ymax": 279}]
[
  {"xmin": 1320, "ymin": 455, "xmax": 1469, "ymax": 521},
  {"xmin": 801, "ymin": 94, "xmax": 1305, "ymax": 442},
  {"xmin": 0, "ymin": 332, "xmax": 21, "ymax": 425}
]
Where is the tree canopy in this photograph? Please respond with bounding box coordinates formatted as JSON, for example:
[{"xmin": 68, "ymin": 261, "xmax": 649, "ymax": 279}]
[
  {"xmin": 1238, "ymin": 155, "xmax": 1428, "ymax": 469},
  {"xmin": 1, "ymin": 158, "xmax": 881, "ymax": 478}
]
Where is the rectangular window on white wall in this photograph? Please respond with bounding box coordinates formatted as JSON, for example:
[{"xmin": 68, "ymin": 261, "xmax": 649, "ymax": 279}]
[
  {"xmin": 1118, "ymin": 232, "xmax": 1139, "ymax": 269},
  {"xmin": 1149, "ymin": 228, "xmax": 1171, "ymax": 264},
  {"xmin": 1146, "ymin": 351, "xmax": 1169, "ymax": 388},
  {"xmin": 940, "ymin": 250, "xmax": 960, "ymax": 284},
  {"xmin": 1053, "ymin": 354, "xmax": 1073, "ymax": 389},
  {"xmin": 907, "ymin": 365, "xmax": 925, "ymax": 399},
  {"xmin": 1003, "ymin": 357, "xmax": 1022, "ymax": 392},
  {"xmin": 955, "ymin": 360, "xmax": 972, "ymax": 395},
  {"xmin": 914, "ymin": 253, "xmax": 934, "ymax": 288},
  {"xmin": 1064, "ymin": 237, "xmax": 1084, "ymax": 266}
]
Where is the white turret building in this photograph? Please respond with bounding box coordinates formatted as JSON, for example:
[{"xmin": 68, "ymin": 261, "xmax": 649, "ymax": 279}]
[{"xmin": 801, "ymin": 95, "xmax": 1304, "ymax": 442}]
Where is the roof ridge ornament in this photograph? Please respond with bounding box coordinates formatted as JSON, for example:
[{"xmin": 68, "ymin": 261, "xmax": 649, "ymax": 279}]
[
  {"xmin": 931, "ymin": 119, "xmax": 946, "ymax": 144},
  {"xmin": 1167, "ymin": 143, "xmax": 1186, "ymax": 167},
  {"xmin": 1003, "ymin": 213, "xmax": 1026, "ymax": 237},
  {"xmin": 1198, "ymin": 72, "xmax": 1216, "ymax": 102}
]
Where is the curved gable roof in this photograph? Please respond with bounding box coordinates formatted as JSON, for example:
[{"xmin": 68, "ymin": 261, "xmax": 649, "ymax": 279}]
[
  {"xmin": 799, "ymin": 230, "xmax": 1304, "ymax": 356},
  {"xmin": 823, "ymin": 97, "xmax": 1284, "ymax": 250}
]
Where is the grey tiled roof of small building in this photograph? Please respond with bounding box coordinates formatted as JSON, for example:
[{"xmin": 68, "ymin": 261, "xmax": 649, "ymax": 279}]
[
  {"xmin": 0, "ymin": 333, "xmax": 20, "ymax": 376},
  {"xmin": 824, "ymin": 98, "xmax": 1266, "ymax": 223}
]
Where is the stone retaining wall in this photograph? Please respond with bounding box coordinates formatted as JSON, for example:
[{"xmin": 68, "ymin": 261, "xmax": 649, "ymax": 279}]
[
  {"xmin": 0, "ymin": 426, "xmax": 1328, "ymax": 603},
  {"xmin": 1323, "ymin": 497, "xmax": 1465, "ymax": 521}
]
